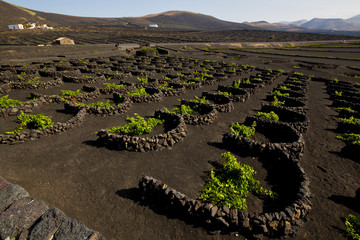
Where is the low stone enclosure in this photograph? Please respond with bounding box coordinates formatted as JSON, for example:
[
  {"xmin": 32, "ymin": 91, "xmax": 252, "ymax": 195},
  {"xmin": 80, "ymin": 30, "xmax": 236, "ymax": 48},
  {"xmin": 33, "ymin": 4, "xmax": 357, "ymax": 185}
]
[
  {"xmin": 223, "ymin": 118, "xmax": 305, "ymax": 159},
  {"xmin": 201, "ymin": 92, "xmax": 234, "ymax": 113},
  {"xmin": 1, "ymin": 98, "xmax": 46, "ymax": 118},
  {"xmin": 179, "ymin": 100, "xmax": 219, "ymax": 125},
  {"xmin": 260, "ymin": 104, "xmax": 309, "ymax": 133},
  {"xmin": 31, "ymin": 85, "xmax": 101, "ymax": 103},
  {"xmin": 0, "ymin": 177, "xmax": 104, "ymax": 240},
  {"xmin": 96, "ymin": 111, "xmax": 187, "ymax": 152},
  {"xmin": 0, "ymin": 107, "xmax": 86, "ymax": 144},
  {"xmin": 124, "ymin": 87, "xmax": 163, "ymax": 103},
  {"xmin": 139, "ymin": 148, "xmax": 312, "ymax": 238},
  {"xmin": 64, "ymin": 93, "xmax": 132, "ymax": 116}
]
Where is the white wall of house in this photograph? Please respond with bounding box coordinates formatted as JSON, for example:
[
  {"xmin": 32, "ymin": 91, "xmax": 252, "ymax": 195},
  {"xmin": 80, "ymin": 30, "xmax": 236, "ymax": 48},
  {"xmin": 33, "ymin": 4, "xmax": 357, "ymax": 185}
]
[{"xmin": 8, "ymin": 24, "xmax": 24, "ymax": 30}]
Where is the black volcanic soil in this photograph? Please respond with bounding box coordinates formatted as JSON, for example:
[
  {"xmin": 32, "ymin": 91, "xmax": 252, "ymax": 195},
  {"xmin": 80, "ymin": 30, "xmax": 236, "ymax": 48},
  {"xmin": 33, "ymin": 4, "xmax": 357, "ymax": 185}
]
[{"xmin": 0, "ymin": 34, "xmax": 360, "ymax": 240}]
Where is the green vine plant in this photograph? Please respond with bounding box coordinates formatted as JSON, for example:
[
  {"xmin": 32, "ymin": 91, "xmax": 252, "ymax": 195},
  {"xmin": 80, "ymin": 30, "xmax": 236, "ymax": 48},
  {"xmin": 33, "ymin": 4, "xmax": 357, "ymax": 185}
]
[
  {"xmin": 339, "ymin": 116, "xmax": 360, "ymax": 124},
  {"xmin": 254, "ymin": 111, "xmax": 279, "ymax": 122},
  {"xmin": 0, "ymin": 95, "xmax": 23, "ymax": 108},
  {"xmin": 6, "ymin": 111, "xmax": 54, "ymax": 134},
  {"xmin": 126, "ymin": 87, "xmax": 149, "ymax": 96},
  {"xmin": 107, "ymin": 114, "xmax": 164, "ymax": 136},
  {"xmin": 190, "ymin": 96, "xmax": 210, "ymax": 104},
  {"xmin": 17, "ymin": 72, "xmax": 27, "ymax": 81},
  {"xmin": 165, "ymin": 105, "xmax": 194, "ymax": 116},
  {"xmin": 233, "ymin": 80, "xmax": 242, "ymax": 88},
  {"xmin": 271, "ymin": 90, "xmax": 290, "ymax": 97},
  {"xmin": 27, "ymin": 76, "xmax": 40, "ymax": 84},
  {"xmin": 293, "ymin": 72, "xmax": 304, "ymax": 76},
  {"xmin": 198, "ymin": 152, "xmax": 277, "ymax": 211},
  {"xmin": 279, "ymin": 85, "xmax": 291, "ymax": 91},
  {"xmin": 335, "ymin": 107, "xmax": 355, "ymax": 112},
  {"xmin": 181, "ymin": 81, "xmax": 196, "ymax": 85},
  {"xmin": 137, "ymin": 76, "xmax": 149, "ymax": 84},
  {"xmin": 157, "ymin": 83, "xmax": 173, "ymax": 90},
  {"xmin": 218, "ymin": 90, "xmax": 232, "ymax": 96},
  {"xmin": 61, "ymin": 89, "xmax": 82, "ymax": 97},
  {"xmin": 230, "ymin": 121, "xmax": 256, "ymax": 139},
  {"xmin": 271, "ymin": 96, "xmax": 285, "ymax": 106},
  {"xmin": 337, "ymin": 133, "xmax": 360, "ymax": 144},
  {"xmin": 331, "ymin": 77, "xmax": 339, "ymax": 84},
  {"xmin": 345, "ymin": 214, "xmax": 360, "ymax": 240},
  {"xmin": 103, "ymin": 83, "xmax": 127, "ymax": 89},
  {"xmin": 335, "ymin": 91, "xmax": 343, "ymax": 96}
]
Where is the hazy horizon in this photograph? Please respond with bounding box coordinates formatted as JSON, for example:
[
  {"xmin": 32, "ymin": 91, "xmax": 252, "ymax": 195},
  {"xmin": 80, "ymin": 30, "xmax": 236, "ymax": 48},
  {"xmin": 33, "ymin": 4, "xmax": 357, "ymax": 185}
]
[{"xmin": 3, "ymin": 0, "xmax": 360, "ymax": 23}]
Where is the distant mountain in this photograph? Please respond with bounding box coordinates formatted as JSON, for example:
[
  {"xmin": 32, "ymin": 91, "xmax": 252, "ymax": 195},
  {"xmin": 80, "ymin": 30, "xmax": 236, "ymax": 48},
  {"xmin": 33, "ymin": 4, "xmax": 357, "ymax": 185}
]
[
  {"xmin": 300, "ymin": 18, "xmax": 358, "ymax": 31},
  {"xmin": 0, "ymin": 1, "xmax": 254, "ymax": 31},
  {"xmin": 279, "ymin": 19, "xmax": 308, "ymax": 26},
  {"xmin": 242, "ymin": 21, "xmax": 305, "ymax": 32},
  {"xmin": 347, "ymin": 14, "xmax": 360, "ymax": 27},
  {"xmin": 141, "ymin": 11, "xmax": 254, "ymax": 30}
]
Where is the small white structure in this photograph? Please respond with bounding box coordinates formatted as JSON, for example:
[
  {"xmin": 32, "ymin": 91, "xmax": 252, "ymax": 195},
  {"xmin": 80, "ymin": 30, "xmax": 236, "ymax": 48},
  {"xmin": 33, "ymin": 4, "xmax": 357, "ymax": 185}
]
[
  {"xmin": 8, "ymin": 24, "xmax": 24, "ymax": 30},
  {"xmin": 149, "ymin": 24, "xmax": 159, "ymax": 28},
  {"xmin": 53, "ymin": 37, "xmax": 75, "ymax": 45}
]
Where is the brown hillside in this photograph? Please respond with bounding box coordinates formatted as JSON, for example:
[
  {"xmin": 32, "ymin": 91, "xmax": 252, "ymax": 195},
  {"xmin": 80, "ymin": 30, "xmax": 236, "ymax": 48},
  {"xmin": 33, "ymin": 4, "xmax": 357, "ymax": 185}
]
[
  {"xmin": 0, "ymin": 1, "xmax": 255, "ymax": 30},
  {"xmin": 0, "ymin": 0, "xmax": 57, "ymax": 30}
]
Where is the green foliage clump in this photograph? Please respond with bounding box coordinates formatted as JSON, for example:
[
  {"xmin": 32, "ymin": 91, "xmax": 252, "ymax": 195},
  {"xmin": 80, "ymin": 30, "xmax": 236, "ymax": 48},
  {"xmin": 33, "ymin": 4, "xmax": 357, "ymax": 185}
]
[
  {"xmin": 191, "ymin": 96, "xmax": 210, "ymax": 104},
  {"xmin": 230, "ymin": 121, "xmax": 256, "ymax": 139},
  {"xmin": 340, "ymin": 116, "xmax": 360, "ymax": 124},
  {"xmin": 335, "ymin": 91, "xmax": 343, "ymax": 96},
  {"xmin": 27, "ymin": 76, "xmax": 40, "ymax": 83},
  {"xmin": 279, "ymin": 85, "xmax": 291, "ymax": 91},
  {"xmin": 354, "ymin": 82, "xmax": 360, "ymax": 87},
  {"xmin": 139, "ymin": 47, "xmax": 158, "ymax": 53},
  {"xmin": 126, "ymin": 87, "xmax": 149, "ymax": 96},
  {"xmin": 293, "ymin": 72, "xmax": 304, "ymax": 76},
  {"xmin": 331, "ymin": 77, "xmax": 339, "ymax": 84},
  {"xmin": 165, "ymin": 105, "xmax": 194, "ymax": 116},
  {"xmin": 181, "ymin": 81, "xmax": 196, "ymax": 85},
  {"xmin": 137, "ymin": 76, "xmax": 149, "ymax": 84},
  {"xmin": 218, "ymin": 90, "xmax": 232, "ymax": 96},
  {"xmin": 337, "ymin": 133, "xmax": 360, "ymax": 144},
  {"xmin": 78, "ymin": 100, "xmax": 116, "ymax": 108},
  {"xmin": 233, "ymin": 80, "xmax": 242, "ymax": 88},
  {"xmin": 103, "ymin": 83, "xmax": 127, "ymax": 89},
  {"xmin": 157, "ymin": 83, "xmax": 173, "ymax": 90},
  {"xmin": 198, "ymin": 152, "xmax": 277, "ymax": 211},
  {"xmin": 82, "ymin": 75, "xmax": 91, "ymax": 79},
  {"xmin": 271, "ymin": 90, "xmax": 290, "ymax": 97},
  {"xmin": 108, "ymin": 114, "xmax": 164, "ymax": 136},
  {"xmin": 271, "ymin": 96, "xmax": 285, "ymax": 106},
  {"xmin": 6, "ymin": 111, "xmax": 54, "ymax": 134},
  {"xmin": 335, "ymin": 107, "xmax": 355, "ymax": 112},
  {"xmin": 0, "ymin": 95, "xmax": 23, "ymax": 108},
  {"xmin": 61, "ymin": 89, "xmax": 82, "ymax": 97},
  {"xmin": 254, "ymin": 111, "xmax": 279, "ymax": 122},
  {"xmin": 345, "ymin": 214, "xmax": 360, "ymax": 240}
]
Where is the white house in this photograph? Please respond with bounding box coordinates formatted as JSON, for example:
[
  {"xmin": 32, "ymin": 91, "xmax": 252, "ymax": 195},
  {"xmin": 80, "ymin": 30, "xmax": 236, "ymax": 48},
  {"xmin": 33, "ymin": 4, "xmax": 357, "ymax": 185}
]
[
  {"xmin": 8, "ymin": 24, "xmax": 24, "ymax": 30},
  {"xmin": 149, "ymin": 24, "xmax": 159, "ymax": 28}
]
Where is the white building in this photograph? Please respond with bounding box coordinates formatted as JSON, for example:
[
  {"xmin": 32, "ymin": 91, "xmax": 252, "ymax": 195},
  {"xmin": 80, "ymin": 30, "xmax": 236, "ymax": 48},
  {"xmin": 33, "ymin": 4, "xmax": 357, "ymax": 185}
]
[
  {"xmin": 8, "ymin": 24, "xmax": 24, "ymax": 30},
  {"xmin": 149, "ymin": 24, "xmax": 159, "ymax": 28}
]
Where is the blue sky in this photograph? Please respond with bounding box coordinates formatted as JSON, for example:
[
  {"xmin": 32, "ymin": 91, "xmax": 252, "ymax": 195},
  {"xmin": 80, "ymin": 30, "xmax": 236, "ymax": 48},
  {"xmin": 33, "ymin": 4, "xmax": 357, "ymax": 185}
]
[{"xmin": 3, "ymin": 0, "xmax": 360, "ymax": 23}]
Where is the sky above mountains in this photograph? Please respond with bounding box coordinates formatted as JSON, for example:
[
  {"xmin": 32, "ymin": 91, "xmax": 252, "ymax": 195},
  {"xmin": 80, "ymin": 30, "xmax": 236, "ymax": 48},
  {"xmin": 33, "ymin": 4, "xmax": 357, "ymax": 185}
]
[{"xmin": 3, "ymin": 0, "xmax": 360, "ymax": 23}]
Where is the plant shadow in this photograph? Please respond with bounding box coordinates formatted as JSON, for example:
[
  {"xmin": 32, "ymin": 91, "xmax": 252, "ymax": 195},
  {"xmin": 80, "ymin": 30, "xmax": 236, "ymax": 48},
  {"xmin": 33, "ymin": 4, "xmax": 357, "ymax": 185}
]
[{"xmin": 328, "ymin": 195, "xmax": 360, "ymax": 213}]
